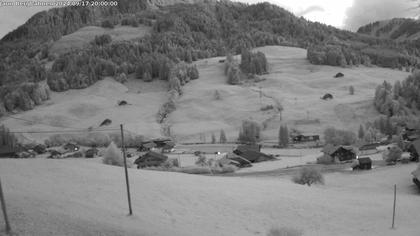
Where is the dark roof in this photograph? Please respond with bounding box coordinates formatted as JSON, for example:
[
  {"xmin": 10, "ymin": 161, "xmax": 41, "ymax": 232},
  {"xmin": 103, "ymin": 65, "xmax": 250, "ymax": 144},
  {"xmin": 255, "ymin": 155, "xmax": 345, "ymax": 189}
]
[
  {"xmin": 236, "ymin": 144, "xmax": 260, "ymax": 153},
  {"xmin": 142, "ymin": 142, "xmax": 157, "ymax": 149},
  {"xmin": 135, "ymin": 151, "xmax": 168, "ymax": 164},
  {"xmin": 322, "ymin": 144, "xmax": 355, "ymax": 155}
]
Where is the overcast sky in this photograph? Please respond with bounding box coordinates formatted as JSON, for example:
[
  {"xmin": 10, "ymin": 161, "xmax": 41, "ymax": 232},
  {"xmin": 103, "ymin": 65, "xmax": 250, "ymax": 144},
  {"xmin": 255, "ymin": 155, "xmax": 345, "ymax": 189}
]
[{"xmin": 0, "ymin": 0, "xmax": 418, "ymax": 39}]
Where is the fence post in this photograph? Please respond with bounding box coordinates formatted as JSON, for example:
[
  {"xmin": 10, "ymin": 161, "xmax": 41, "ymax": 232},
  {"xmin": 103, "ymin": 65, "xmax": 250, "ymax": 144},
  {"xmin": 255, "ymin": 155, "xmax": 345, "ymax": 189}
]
[
  {"xmin": 120, "ymin": 124, "xmax": 133, "ymax": 215},
  {"xmin": 0, "ymin": 177, "xmax": 11, "ymax": 233},
  {"xmin": 392, "ymin": 184, "xmax": 396, "ymax": 229}
]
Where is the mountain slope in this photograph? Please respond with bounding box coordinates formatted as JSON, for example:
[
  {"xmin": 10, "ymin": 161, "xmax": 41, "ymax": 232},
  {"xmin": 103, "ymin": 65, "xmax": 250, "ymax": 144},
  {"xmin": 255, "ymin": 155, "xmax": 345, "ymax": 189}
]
[{"xmin": 358, "ymin": 18, "xmax": 420, "ymax": 41}]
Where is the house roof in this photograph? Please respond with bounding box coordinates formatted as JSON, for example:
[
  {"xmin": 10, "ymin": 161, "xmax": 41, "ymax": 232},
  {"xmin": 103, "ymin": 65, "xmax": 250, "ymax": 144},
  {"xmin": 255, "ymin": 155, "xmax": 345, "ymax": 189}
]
[
  {"xmin": 142, "ymin": 142, "xmax": 157, "ymax": 148},
  {"xmin": 236, "ymin": 144, "xmax": 260, "ymax": 153},
  {"xmin": 322, "ymin": 144, "xmax": 355, "ymax": 155},
  {"xmin": 359, "ymin": 143, "xmax": 380, "ymax": 150},
  {"xmin": 135, "ymin": 151, "xmax": 168, "ymax": 164}
]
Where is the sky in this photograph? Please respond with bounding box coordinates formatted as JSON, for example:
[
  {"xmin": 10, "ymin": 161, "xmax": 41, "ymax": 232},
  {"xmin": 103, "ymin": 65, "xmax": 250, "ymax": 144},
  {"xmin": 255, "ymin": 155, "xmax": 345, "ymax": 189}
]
[{"xmin": 0, "ymin": 0, "xmax": 418, "ymax": 39}]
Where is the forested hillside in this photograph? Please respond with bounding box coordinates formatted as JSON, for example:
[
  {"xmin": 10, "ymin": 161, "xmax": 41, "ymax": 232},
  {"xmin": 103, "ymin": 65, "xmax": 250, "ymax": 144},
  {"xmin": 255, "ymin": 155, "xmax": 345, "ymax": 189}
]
[
  {"xmin": 358, "ymin": 18, "xmax": 420, "ymax": 41},
  {"xmin": 1, "ymin": 0, "xmax": 420, "ymax": 115}
]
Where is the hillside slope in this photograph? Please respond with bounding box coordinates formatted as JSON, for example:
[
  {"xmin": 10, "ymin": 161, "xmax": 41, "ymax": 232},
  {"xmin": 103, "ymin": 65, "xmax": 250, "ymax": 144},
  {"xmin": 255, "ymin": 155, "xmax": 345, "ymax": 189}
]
[
  {"xmin": 358, "ymin": 18, "xmax": 420, "ymax": 41},
  {"xmin": 0, "ymin": 46, "xmax": 411, "ymax": 143},
  {"xmin": 1, "ymin": 158, "xmax": 419, "ymax": 236}
]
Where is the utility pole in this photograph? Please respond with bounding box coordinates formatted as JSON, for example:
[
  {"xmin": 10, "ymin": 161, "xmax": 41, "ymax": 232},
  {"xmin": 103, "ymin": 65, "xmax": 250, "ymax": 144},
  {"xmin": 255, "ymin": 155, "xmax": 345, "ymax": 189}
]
[
  {"xmin": 120, "ymin": 124, "xmax": 133, "ymax": 215},
  {"xmin": 0, "ymin": 177, "xmax": 11, "ymax": 233}
]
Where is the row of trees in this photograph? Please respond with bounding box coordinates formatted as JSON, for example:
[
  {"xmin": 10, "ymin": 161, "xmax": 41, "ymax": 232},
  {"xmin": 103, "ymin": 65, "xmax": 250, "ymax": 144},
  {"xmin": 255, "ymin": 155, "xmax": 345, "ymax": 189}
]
[{"xmin": 374, "ymin": 72, "xmax": 420, "ymax": 118}]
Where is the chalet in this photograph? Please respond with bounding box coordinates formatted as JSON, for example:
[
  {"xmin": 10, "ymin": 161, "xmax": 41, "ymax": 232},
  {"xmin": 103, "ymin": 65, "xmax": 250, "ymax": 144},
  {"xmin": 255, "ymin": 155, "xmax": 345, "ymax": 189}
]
[
  {"xmin": 134, "ymin": 151, "xmax": 168, "ymax": 168},
  {"xmin": 0, "ymin": 145, "xmax": 16, "ymax": 158},
  {"xmin": 322, "ymin": 144, "xmax": 357, "ymax": 162},
  {"xmin": 408, "ymin": 139, "xmax": 420, "ymax": 162},
  {"xmin": 233, "ymin": 144, "xmax": 274, "ymax": 163}
]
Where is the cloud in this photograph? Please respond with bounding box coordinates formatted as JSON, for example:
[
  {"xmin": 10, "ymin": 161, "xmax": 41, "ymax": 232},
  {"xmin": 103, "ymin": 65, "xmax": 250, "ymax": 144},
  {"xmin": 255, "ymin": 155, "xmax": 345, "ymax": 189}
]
[
  {"xmin": 296, "ymin": 5, "xmax": 325, "ymax": 17},
  {"xmin": 344, "ymin": 0, "xmax": 417, "ymax": 31}
]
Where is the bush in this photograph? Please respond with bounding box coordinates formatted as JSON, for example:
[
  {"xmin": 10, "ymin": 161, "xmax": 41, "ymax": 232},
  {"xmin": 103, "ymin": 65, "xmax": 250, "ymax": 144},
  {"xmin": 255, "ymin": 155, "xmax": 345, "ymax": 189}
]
[
  {"xmin": 316, "ymin": 154, "xmax": 334, "ymax": 164},
  {"xmin": 101, "ymin": 20, "xmax": 114, "ymax": 29},
  {"xmin": 292, "ymin": 167, "xmax": 324, "ymax": 186},
  {"xmin": 267, "ymin": 227, "xmax": 303, "ymax": 236},
  {"xmin": 102, "ymin": 142, "xmax": 127, "ymax": 167},
  {"xmin": 383, "ymin": 146, "xmax": 402, "ymax": 163}
]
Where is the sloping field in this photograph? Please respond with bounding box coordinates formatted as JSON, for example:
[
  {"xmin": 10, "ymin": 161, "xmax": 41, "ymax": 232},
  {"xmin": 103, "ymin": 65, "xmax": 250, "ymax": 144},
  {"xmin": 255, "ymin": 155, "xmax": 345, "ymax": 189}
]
[
  {"xmin": 49, "ymin": 25, "xmax": 151, "ymax": 55},
  {"xmin": 0, "ymin": 158, "xmax": 419, "ymax": 236},
  {"xmin": 1, "ymin": 78, "xmax": 167, "ymax": 142},
  {"xmin": 1, "ymin": 46, "xmax": 411, "ymax": 143},
  {"xmin": 170, "ymin": 46, "xmax": 410, "ymax": 142}
]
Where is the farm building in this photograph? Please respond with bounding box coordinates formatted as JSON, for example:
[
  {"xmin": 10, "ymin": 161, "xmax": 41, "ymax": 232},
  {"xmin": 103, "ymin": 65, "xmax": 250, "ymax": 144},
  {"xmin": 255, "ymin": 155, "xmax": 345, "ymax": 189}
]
[
  {"xmin": 225, "ymin": 152, "xmax": 252, "ymax": 168},
  {"xmin": 352, "ymin": 157, "xmax": 372, "ymax": 170},
  {"xmin": 0, "ymin": 145, "xmax": 16, "ymax": 158},
  {"xmin": 134, "ymin": 151, "xmax": 168, "ymax": 168},
  {"xmin": 408, "ymin": 139, "xmax": 420, "ymax": 162},
  {"xmin": 359, "ymin": 143, "xmax": 380, "ymax": 155},
  {"xmin": 233, "ymin": 144, "xmax": 274, "ymax": 163},
  {"xmin": 322, "ymin": 144, "xmax": 357, "ymax": 162},
  {"xmin": 321, "ymin": 93, "xmax": 333, "ymax": 100},
  {"xmin": 292, "ymin": 134, "xmax": 320, "ymax": 143}
]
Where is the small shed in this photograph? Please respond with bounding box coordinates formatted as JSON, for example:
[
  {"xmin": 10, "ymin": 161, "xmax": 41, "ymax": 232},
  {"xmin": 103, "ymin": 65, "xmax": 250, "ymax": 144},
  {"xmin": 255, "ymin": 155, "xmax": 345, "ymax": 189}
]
[
  {"xmin": 118, "ymin": 100, "xmax": 128, "ymax": 106},
  {"xmin": 292, "ymin": 134, "xmax": 320, "ymax": 143},
  {"xmin": 322, "ymin": 144, "xmax": 356, "ymax": 162},
  {"xmin": 408, "ymin": 139, "xmax": 420, "ymax": 162},
  {"xmin": 134, "ymin": 151, "xmax": 168, "ymax": 168},
  {"xmin": 353, "ymin": 157, "xmax": 372, "ymax": 170},
  {"xmin": 321, "ymin": 93, "xmax": 333, "ymax": 100},
  {"xmin": 99, "ymin": 119, "xmax": 112, "ymax": 127},
  {"xmin": 334, "ymin": 72, "xmax": 344, "ymax": 78}
]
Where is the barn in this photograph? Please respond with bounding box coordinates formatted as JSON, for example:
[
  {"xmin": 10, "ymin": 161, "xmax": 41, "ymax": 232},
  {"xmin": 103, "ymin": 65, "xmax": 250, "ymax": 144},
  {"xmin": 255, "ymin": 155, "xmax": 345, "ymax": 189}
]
[
  {"xmin": 352, "ymin": 157, "xmax": 372, "ymax": 170},
  {"xmin": 322, "ymin": 144, "xmax": 357, "ymax": 162},
  {"xmin": 134, "ymin": 151, "xmax": 168, "ymax": 168},
  {"xmin": 292, "ymin": 134, "xmax": 320, "ymax": 143},
  {"xmin": 233, "ymin": 144, "xmax": 274, "ymax": 163}
]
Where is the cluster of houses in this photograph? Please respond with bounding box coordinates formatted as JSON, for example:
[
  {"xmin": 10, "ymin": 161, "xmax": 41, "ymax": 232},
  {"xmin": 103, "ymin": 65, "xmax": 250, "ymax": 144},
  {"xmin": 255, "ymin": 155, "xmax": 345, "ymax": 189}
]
[{"xmin": 134, "ymin": 143, "xmax": 275, "ymax": 169}]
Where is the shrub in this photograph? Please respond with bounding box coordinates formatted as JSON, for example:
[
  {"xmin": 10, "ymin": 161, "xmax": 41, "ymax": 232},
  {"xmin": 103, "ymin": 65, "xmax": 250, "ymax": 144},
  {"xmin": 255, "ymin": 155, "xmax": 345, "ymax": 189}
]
[
  {"xmin": 292, "ymin": 167, "xmax": 324, "ymax": 186},
  {"xmin": 102, "ymin": 142, "xmax": 125, "ymax": 167},
  {"xmin": 383, "ymin": 146, "xmax": 402, "ymax": 163},
  {"xmin": 267, "ymin": 227, "xmax": 303, "ymax": 236},
  {"xmin": 195, "ymin": 155, "xmax": 207, "ymax": 166},
  {"xmin": 101, "ymin": 20, "xmax": 114, "ymax": 29}
]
